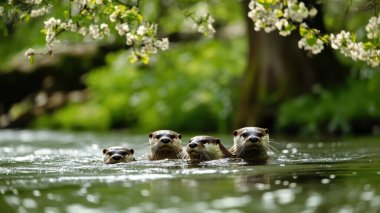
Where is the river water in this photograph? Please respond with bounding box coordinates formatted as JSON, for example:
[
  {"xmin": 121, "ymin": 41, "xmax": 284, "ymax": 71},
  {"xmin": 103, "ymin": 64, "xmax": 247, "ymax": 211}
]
[{"xmin": 0, "ymin": 130, "xmax": 379, "ymax": 213}]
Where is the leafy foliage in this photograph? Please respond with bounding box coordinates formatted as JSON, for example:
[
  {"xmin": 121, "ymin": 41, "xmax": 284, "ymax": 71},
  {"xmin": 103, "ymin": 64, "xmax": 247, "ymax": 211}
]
[
  {"xmin": 277, "ymin": 69, "xmax": 380, "ymax": 136},
  {"xmin": 34, "ymin": 38, "xmax": 246, "ymax": 132}
]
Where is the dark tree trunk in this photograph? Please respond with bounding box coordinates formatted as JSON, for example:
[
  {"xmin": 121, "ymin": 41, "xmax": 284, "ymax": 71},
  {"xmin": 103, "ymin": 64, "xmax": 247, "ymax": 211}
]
[{"xmin": 234, "ymin": 0, "xmax": 349, "ymax": 129}]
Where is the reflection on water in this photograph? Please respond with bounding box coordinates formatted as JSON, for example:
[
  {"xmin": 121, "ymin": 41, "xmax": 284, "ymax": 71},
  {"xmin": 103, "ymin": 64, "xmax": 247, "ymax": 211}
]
[{"xmin": 0, "ymin": 130, "xmax": 380, "ymax": 213}]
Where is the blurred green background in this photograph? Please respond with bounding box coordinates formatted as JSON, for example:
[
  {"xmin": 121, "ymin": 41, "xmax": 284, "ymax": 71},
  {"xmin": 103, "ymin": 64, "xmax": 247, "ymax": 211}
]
[{"xmin": 0, "ymin": 0, "xmax": 379, "ymax": 137}]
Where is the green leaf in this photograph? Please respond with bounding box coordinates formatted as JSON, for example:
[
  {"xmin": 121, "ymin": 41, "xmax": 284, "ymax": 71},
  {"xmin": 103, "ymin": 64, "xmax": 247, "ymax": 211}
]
[
  {"xmin": 320, "ymin": 35, "xmax": 329, "ymax": 43},
  {"xmin": 299, "ymin": 26, "xmax": 308, "ymax": 37},
  {"xmin": 364, "ymin": 42, "xmax": 374, "ymax": 49},
  {"xmin": 306, "ymin": 34, "xmax": 317, "ymax": 46},
  {"xmin": 141, "ymin": 54, "xmax": 150, "ymax": 64}
]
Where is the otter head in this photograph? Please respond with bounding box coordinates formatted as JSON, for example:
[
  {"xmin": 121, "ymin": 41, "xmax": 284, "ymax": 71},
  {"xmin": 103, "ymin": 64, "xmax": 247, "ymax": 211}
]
[
  {"xmin": 148, "ymin": 130, "xmax": 182, "ymax": 160},
  {"xmin": 232, "ymin": 127, "xmax": 269, "ymax": 159},
  {"xmin": 186, "ymin": 136, "xmax": 222, "ymax": 161},
  {"xmin": 103, "ymin": 146, "xmax": 135, "ymax": 164}
]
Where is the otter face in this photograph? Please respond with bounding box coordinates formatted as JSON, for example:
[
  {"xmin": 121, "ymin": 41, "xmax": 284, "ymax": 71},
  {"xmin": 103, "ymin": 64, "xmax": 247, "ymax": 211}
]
[
  {"xmin": 232, "ymin": 127, "xmax": 269, "ymax": 154},
  {"xmin": 103, "ymin": 146, "xmax": 135, "ymax": 164},
  {"xmin": 148, "ymin": 130, "xmax": 182, "ymax": 160},
  {"xmin": 186, "ymin": 136, "xmax": 222, "ymax": 161}
]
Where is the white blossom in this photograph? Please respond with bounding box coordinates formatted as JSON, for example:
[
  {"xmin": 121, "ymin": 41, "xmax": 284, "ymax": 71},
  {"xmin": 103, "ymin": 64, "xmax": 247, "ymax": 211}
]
[
  {"xmin": 126, "ymin": 33, "xmax": 137, "ymax": 45},
  {"xmin": 309, "ymin": 8, "xmax": 318, "ymax": 17},
  {"xmin": 100, "ymin": 23, "xmax": 110, "ymax": 36},
  {"xmin": 275, "ymin": 19, "xmax": 291, "ymax": 36},
  {"xmin": 366, "ymin": 16, "xmax": 380, "ymax": 39},
  {"xmin": 115, "ymin": 23, "xmax": 129, "ymax": 36},
  {"xmin": 30, "ymin": 5, "xmax": 52, "ymax": 17},
  {"xmin": 88, "ymin": 24, "xmax": 101, "ymax": 39},
  {"xmin": 137, "ymin": 25, "xmax": 147, "ymax": 36},
  {"xmin": 330, "ymin": 30, "xmax": 380, "ymax": 67},
  {"xmin": 77, "ymin": 27, "xmax": 86, "ymax": 36},
  {"xmin": 44, "ymin": 17, "xmax": 61, "ymax": 43},
  {"xmin": 155, "ymin": 38, "xmax": 169, "ymax": 50},
  {"xmin": 60, "ymin": 19, "xmax": 77, "ymax": 32},
  {"xmin": 194, "ymin": 14, "xmax": 216, "ymax": 37},
  {"xmin": 109, "ymin": 12, "xmax": 117, "ymax": 22},
  {"xmin": 44, "ymin": 17, "xmax": 61, "ymax": 29},
  {"xmin": 298, "ymin": 37, "xmax": 324, "ymax": 54},
  {"xmin": 26, "ymin": 0, "xmax": 42, "ymax": 4}
]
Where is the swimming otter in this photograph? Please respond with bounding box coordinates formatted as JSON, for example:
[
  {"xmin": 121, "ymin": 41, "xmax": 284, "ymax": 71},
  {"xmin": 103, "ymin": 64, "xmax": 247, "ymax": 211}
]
[
  {"xmin": 148, "ymin": 130, "xmax": 183, "ymax": 160},
  {"xmin": 229, "ymin": 127, "xmax": 270, "ymax": 164},
  {"xmin": 103, "ymin": 146, "xmax": 135, "ymax": 164},
  {"xmin": 185, "ymin": 136, "xmax": 232, "ymax": 163}
]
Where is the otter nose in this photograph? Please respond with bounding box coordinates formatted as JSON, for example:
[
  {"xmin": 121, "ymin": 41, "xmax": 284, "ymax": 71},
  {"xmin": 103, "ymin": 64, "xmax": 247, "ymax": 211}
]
[
  {"xmin": 112, "ymin": 155, "xmax": 122, "ymax": 161},
  {"xmin": 189, "ymin": 143, "xmax": 197, "ymax": 148},
  {"xmin": 161, "ymin": 138, "xmax": 171, "ymax": 144},
  {"xmin": 249, "ymin": 137, "xmax": 259, "ymax": 143}
]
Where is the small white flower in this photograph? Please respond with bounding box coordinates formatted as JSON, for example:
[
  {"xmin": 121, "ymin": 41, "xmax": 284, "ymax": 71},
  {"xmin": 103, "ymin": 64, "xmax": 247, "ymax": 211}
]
[
  {"xmin": 309, "ymin": 8, "xmax": 318, "ymax": 17},
  {"xmin": 298, "ymin": 37, "xmax": 324, "ymax": 54},
  {"xmin": 366, "ymin": 16, "xmax": 380, "ymax": 39},
  {"xmin": 26, "ymin": 0, "xmax": 42, "ymax": 4},
  {"xmin": 89, "ymin": 24, "xmax": 101, "ymax": 39},
  {"xmin": 44, "ymin": 17, "xmax": 61, "ymax": 29},
  {"xmin": 109, "ymin": 12, "xmax": 117, "ymax": 22},
  {"xmin": 155, "ymin": 38, "xmax": 169, "ymax": 50},
  {"xmin": 79, "ymin": 27, "xmax": 87, "ymax": 36},
  {"xmin": 115, "ymin": 23, "xmax": 129, "ymax": 36},
  {"xmin": 100, "ymin": 23, "xmax": 110, "ymax": 36},
  {"xmin": 126, "ymin": 33, "xmax": 136, "ymax": 45},
  {"xmin": 137, "ymin": 25, "xmax": 147, "ymax": 36}
]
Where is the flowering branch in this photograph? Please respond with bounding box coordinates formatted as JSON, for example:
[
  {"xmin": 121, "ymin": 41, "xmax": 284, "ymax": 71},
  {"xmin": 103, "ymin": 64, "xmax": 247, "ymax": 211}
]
[
  {"xmin": 248, "ymin": 0, "xmax": 380, "ymax": 67},
  {"xmin": 2, "ymin": 0, "xmax": 379, "ymax": 66}
]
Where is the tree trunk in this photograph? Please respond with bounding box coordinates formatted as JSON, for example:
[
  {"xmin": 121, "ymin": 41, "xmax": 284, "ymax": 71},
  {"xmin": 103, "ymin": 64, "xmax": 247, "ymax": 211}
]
[{"xmin": 234, "ymin": 0, "xmax": 349, "ymax": 129}]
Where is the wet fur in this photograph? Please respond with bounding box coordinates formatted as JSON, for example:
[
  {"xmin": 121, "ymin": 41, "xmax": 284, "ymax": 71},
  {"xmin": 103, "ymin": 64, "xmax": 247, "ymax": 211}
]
[
  {"xmin": 103, "ymin": 146, "xmax": 135, "ymax": 164},
  {"xmin": 185, "ymin": 136, "xmax": 230, "ymax": 163},
  {"xmin": 229, "ymin": 127, "xmax": 270, "ymax": 164},
  {"xmin": 148, "ymin": 130, "xmax": 183, "ymax": 160}
]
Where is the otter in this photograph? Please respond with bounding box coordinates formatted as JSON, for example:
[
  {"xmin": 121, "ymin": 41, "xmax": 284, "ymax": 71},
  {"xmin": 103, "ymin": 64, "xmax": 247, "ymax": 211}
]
[
  {"xmin": 229, "ymin": 127, "xmax": 270, "ymax": 164},
  {"xmin": 103, "ymin": 146, "xmax": 135, "ymax": 164},
  {"xmin": 148, "ymin": 130, "xmax": 183, "ymax": 160},
  {"xmin": 185, "ymin": 136, "xmax": 232, "ymax": 163}
]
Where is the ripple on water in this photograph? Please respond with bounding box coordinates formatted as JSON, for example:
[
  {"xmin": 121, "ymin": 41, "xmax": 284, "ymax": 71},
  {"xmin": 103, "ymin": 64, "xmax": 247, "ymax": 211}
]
[{"xmin": 211, "ymin": 195, "xmax": 252, "ymax": 209}]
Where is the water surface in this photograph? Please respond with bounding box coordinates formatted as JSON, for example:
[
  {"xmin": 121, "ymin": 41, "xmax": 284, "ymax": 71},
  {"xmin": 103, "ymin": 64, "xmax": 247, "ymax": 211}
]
[{"xmin": 0, "ymin": 130, "xmax": 379, "ymax": 213}]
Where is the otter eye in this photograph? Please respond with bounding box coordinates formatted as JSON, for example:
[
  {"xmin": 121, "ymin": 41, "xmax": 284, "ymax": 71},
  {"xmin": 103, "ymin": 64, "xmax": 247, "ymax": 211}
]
[
  {"xmin": 168, "ymin": 134, "xmax": 175, "ymax": 139},
  {"xmin": 242, "ymin": 132, "xmax": 249, "ymax": 138},
  {"xmin": 200, "ymin": 140, "xmax": 207, "ymax": 144},
  {"xmin": 257, "ymin": 132, "xmax": 263, "ymax": 137},
  {"xmin": 108, "ymin": 152, "xmax": 114, "ymax": 156},
  {"xmin": 120, "ymin": 151, "xmax": 127, "ymax": 156}
]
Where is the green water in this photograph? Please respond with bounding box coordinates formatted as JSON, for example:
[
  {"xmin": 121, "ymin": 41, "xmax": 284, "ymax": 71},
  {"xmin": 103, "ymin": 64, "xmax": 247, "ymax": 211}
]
[{"xmin": 0, "ymin": 130, "xmax": 379, "ymax": 213}]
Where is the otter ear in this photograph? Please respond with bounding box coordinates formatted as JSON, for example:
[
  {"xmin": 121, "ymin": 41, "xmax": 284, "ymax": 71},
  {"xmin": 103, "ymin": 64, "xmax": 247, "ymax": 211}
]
[
  {"xmin": 129, "ymin": 149, "xmax": 134, "ymax": 155},
  {"xmin": 264, "ymin": 128, "xmax": 269, "ymax": 134},
  {"xmin": 178, "ymin": 134, "xmax": 182, "ymax": 139},
  {"xmin": 149, "ymin": 133, "xmax": 153, "ymax": 138},
  {"xmin": 233, "ymin": 130, "xmax": 239, "ymax": 136},
  {"xmin": 103, "ymin": 149, "xmax": 108, "ymax": 154}
]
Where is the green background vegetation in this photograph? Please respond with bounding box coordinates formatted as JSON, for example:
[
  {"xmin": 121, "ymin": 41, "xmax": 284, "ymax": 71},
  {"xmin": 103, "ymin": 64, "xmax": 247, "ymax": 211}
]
[{"xmin": 1, "ymin": 0, "xmax": 379, "ymax": 136}]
